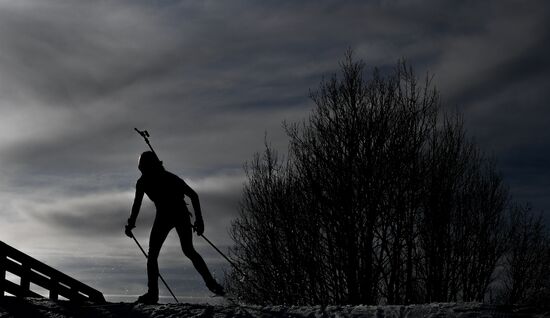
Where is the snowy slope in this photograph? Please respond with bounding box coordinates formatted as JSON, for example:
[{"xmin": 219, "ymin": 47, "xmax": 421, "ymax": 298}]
[{"xmin": 0, "ymin": 297, "xmax": 544, "ymax": 317}]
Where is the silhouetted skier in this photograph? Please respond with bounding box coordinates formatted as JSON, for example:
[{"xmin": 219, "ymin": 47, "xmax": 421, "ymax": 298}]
[{"xmin": 125, "ymin": 151, "xmax": 225, "ymax": 304}]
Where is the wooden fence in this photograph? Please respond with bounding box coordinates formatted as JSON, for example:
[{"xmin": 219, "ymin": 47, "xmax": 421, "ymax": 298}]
[{"xmin": 0, "ymin": 241, "xmax": 105, "ymax": 303}]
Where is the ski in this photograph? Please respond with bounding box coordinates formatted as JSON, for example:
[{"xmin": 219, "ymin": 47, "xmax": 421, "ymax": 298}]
[
  {"xmin": 210, "ymin": 293, "xmax": 242, "ymax": 306},
  {"xmin": 81, "ymin": 302, "xmax": 136, "ymax": 308}
]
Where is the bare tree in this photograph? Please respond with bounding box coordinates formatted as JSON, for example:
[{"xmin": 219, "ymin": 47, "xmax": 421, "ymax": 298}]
[
  {"xmin": 498, "ymin": 204, "xmax": 549, "ymax": 305},
  {"xmin": 227, "ymin": 52, "xmax": 532, "ymax": 306},
  {"xmin": 418, "ymin": 115, "xmax": 509, "ymax": 302}
]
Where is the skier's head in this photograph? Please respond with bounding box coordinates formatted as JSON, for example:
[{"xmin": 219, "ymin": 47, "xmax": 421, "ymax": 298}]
[{"xmin": 138, "ymin": 151, "xmax": 163, "ymax": 174}]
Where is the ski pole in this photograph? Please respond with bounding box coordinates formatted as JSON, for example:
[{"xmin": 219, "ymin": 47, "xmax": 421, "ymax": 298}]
[
  {"xmin": 193, "ymin": 227, "xmax": 268, "ymax": 297},
  {"xmin": 130, "ymin": 234, "xmax": 179, "ymax": 303},
  {"xmin": 192, "ymin": 226, "xmax": 247, "ymax": 279}
]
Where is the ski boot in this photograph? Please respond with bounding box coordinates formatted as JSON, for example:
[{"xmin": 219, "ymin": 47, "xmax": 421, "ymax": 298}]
[
  {"xmin": 136, "ymin": 291, "xmax": 159, "ymax": 305},
  {"xmin": 206, "ymin": 280, "xmax": 225, "ymax": 296}
]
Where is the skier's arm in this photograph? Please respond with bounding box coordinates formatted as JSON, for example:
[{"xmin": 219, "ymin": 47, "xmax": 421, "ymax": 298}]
[
  {"xmin": 183, "ymin": 183, "xmax": 204, "ymax": 234},
  {"xmin": 128, "ymin": 187, "xmax": 144, "ymax": 227},
  {"xmin": 187, "ymin": 188, "xmax": 203, "ymax": 220},
  {"xmin": 126, "ymin": 181, "xmax": 144, "ymax": 237}
]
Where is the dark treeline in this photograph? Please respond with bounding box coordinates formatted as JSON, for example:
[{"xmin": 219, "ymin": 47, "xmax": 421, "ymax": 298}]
[{"xmin": 226, "ymin": 53, "xmax": 550, "ymax": 306}]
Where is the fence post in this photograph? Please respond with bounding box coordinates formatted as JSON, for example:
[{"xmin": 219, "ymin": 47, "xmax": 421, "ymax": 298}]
[
  {"xmin": 20, "ymin": 261, "xmax": 30, "ymax": 297},
  {"xmin": 49, "ymin": 280, "xmax": 58, "ymax": 301},
  {"xmin": 0, "ymin": 244, "xmax": 5, "ymax": 297}
]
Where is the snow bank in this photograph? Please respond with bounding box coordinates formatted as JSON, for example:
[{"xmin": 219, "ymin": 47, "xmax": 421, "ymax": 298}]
[{"xmin": 0, "ymin": 297, "xmax": 543, "ymax": 317}]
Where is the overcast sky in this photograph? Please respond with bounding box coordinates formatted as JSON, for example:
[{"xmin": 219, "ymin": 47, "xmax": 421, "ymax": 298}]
[{"xmin": 0, "ymin": 0, "xmax": 549, "ymax": 302}]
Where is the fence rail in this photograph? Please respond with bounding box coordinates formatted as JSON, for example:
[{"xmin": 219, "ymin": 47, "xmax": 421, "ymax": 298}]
[{"xmin": 0, "ymin": 241, "xmax": 105, "ymax": 303}]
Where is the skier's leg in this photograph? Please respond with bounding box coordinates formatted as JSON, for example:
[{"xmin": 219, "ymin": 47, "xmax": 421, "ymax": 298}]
[
  {"xmin": 175, "ymin": 222, "xmax": 218, "ymax": 287},
  {"xmin": 147, "ymin": 219, "xmax": 171, "ymax": 296}
]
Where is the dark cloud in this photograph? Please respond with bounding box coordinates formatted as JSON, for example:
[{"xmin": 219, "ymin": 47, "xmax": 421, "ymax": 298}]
[
  {"xmin": 0, "ymin": 1, "xmax": 182, "ymax": 105},
  {"xmin": 26, "ymin": 191, "xmax": 144, "ymax": 237},
  {"xmin": 14, "ymin": 171, "xmax": 242, "ymax": 244}
]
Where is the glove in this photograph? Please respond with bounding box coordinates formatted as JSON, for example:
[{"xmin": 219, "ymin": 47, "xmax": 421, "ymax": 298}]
[
  {"xmin": 125, "ymin": 223, "xmax": 135, "ymax": 238},
  {"xmin": 194, "ymin": 218, "xmax": 204, "ymax": 236}
]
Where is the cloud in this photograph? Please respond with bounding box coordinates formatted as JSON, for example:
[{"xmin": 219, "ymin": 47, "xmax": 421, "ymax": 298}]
[
  {"xmin": 4, "ymin": 172, "xmax": 244, "ymax": 243},
  {"xmin": 26, "ymin": 191, "xmax": 137, "ymax": 236},
  {"xmin": 0, "ymin": 1, "xmax": 181, "ymax": 104}
]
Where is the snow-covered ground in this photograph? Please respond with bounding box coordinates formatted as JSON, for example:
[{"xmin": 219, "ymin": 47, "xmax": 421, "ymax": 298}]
[{"xmin": 0, "ymin": 297, "xmax": 544, "ymax": 317}]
